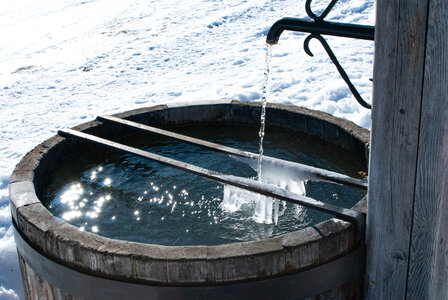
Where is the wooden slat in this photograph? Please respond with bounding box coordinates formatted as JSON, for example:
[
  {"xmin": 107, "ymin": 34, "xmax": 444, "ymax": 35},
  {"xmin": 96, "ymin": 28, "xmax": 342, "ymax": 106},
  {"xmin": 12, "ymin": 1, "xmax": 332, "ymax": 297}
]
[
  {"xmin": 365, "ymin": 0, "xmax": 429, "ymax": 298},
  {"xmin": 58, "ymin": 129, "xmax": 364, "ymax": 230},
  {"xmin": 407, "ymin": 0, "xmax": 448, "ymax": 298},
  {"xmin": 97, "ymin": 115, "xmax": 367, "ymax": 190}
]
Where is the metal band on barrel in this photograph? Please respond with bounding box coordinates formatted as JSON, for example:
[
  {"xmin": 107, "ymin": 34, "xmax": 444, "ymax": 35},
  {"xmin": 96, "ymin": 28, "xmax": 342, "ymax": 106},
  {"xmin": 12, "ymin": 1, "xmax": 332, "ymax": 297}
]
[{"xmin": 14, "ymin": 221, "xmax": 365, "ymax": 300}]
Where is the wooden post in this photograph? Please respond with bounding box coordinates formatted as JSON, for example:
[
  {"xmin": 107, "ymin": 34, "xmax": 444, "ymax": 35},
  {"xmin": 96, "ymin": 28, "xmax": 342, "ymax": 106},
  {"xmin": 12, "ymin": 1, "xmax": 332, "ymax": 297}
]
[{"xmin": 366, "ymin": 0, "xmax": 448, "ymax": 298}]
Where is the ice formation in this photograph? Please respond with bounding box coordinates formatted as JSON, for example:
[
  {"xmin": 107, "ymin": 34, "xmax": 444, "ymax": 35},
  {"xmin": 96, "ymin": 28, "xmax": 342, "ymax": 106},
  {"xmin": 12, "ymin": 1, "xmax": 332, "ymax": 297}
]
[{"xmin": 221, "ymin": 157, "xmax": 307, "ymax": 224}]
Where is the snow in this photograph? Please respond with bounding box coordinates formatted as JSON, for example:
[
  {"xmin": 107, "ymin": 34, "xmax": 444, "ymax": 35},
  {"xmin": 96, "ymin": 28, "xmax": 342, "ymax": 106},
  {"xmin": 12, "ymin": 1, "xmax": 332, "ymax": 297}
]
[{"xmin": 0, "ymin": 0, "xmax": 374, "ymax": 298}]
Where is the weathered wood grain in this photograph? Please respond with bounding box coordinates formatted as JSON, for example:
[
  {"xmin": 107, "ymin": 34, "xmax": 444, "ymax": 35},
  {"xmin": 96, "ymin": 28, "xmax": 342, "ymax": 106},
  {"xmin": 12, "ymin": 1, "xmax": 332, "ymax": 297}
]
[
  {"xmin": 407, "ymin": 0, "xmax": 448, "ymax": 298},
  {"xmin": 365, "ymin": 0, "xmax": 429, "ymax": 298}
]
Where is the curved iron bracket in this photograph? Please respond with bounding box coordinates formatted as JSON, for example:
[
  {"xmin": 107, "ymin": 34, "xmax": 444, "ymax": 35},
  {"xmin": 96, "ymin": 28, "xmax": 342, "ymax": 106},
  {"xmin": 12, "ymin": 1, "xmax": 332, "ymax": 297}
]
[
  {"xmin": 266, "ymin": 0, "xmax": 373, "ymax": 109},
  {"xmin": 305, "ymin": 0, "xmax": 338, "ymax": 22},
  {"xmin": 304, "ymin": 34, "xmax": 372, "ymax": 109}
]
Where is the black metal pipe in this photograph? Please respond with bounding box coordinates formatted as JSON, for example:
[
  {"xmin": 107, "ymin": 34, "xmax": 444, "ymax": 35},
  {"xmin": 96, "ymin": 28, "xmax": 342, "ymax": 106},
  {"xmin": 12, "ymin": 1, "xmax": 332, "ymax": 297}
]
[{"xmin": 266, "ymin": 17, "xmax": 374, "ymax": 44}]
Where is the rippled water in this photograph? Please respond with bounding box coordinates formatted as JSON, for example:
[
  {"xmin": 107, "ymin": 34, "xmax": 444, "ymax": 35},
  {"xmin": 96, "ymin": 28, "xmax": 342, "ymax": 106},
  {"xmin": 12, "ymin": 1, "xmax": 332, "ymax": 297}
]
[{"xmin": 42, "ymin": 124, "xmax": 366, "ymax": 246}]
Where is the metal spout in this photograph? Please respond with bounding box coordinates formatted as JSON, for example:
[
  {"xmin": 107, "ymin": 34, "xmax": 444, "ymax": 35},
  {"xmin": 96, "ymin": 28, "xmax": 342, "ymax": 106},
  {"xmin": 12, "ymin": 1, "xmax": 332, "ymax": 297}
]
[{"xmin": 266, "ymin": 17, "xmax": 374, "ymax": 44}]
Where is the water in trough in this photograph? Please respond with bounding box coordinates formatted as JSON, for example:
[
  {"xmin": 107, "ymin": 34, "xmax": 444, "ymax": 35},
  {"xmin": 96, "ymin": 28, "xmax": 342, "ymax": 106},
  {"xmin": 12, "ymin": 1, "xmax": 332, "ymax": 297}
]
[{"xmin": 43, "ymin": 123, "xmax": 365, "ymax": 246}]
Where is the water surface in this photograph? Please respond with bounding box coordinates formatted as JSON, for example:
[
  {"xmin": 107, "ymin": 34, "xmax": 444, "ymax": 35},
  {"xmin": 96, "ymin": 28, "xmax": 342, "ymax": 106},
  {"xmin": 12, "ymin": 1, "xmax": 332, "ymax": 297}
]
[{"xmin": 43, "ymin": 124, "xmax": 366, "ymax": 245}]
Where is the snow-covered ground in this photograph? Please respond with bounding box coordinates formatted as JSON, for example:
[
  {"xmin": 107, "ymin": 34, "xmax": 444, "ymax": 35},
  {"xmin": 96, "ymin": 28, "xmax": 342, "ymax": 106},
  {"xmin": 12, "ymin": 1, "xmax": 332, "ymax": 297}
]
[{"xmin": 0, "ymin": 0, "xmax": 374, "ymax": 298}]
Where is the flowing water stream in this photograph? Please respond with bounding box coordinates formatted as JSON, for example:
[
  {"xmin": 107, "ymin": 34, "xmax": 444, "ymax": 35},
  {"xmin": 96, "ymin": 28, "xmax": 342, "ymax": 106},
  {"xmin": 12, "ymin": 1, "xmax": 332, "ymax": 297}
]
[
  {"xmin": 254, "ymin": 44, "xmax": 279, "ymax": 224},
  {"xmin": 226, "ymin": 44, "xmax": 308, "ymax": 225},
  {"xmin": 222, "ymin": 45, "xmax": 280, "ymax": 225},
  {"xmin": 256, "ymin": 44, "xmax": 273, "ymax": 180},
  {"xmin": 223, "ymin": 44, "xmax": 309, "ymax": 225}
]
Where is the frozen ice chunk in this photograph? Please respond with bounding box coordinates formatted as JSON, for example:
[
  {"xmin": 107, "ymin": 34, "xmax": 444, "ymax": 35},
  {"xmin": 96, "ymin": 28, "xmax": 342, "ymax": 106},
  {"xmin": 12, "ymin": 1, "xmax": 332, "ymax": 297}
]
[{"xmin": 222, "ymin": 156, "xmax": 308, "ymax": 224}]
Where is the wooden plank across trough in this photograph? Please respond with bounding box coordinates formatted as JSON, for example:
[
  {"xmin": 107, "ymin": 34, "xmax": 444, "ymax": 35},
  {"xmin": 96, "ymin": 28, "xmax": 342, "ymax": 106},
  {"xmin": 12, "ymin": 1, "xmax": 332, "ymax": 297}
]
[
  {"xmin": 97, "ymin": 115, "xmax": 368, "ymax": 190},
  {"xmin": 58, "ymin": 128, "xmax": 365, "ymax": 238}
]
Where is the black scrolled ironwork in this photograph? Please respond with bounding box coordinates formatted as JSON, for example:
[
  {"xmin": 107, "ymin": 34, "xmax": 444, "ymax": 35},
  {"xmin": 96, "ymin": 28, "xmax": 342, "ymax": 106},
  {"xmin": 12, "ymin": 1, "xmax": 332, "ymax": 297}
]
[
  {"xmin": 304, "ymin": 34, "xmax": 372, "ymax": 109},
  {"xmin": 305, "ymin": 0, "xmax": 338, "ymax": 22},
  {"xmin": 266, "ymin": 0, "xmax": 374, "ymax": 109}
]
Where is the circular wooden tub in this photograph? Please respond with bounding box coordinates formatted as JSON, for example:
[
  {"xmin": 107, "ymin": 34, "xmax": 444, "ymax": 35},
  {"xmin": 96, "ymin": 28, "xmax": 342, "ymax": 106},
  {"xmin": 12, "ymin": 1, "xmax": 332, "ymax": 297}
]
[{"xmin": 10, "ymin": 101, "xmax": 369, "ymax": 299}]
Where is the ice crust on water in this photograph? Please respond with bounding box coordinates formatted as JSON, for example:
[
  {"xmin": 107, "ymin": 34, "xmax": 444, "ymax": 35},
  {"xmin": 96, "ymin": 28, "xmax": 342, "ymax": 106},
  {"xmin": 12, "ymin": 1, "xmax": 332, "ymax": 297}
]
[{"xmin": 221, "ymin": 158, "xmax": 307, "ymax": 224}]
